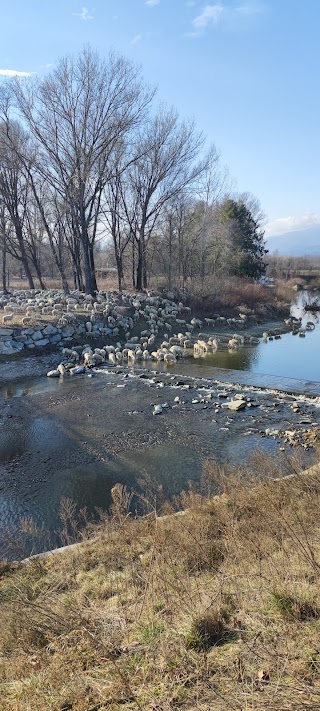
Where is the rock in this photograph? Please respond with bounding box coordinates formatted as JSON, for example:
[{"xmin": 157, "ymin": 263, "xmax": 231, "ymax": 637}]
[
  {"xmin": 0, "ymin": 342, "xmax": 16, "ymax": 355},
  {"xmin": 61, "ymin": 326, "xmax": 75, "ymax": 338},
  {"xmin": 47, "ymin": 369, "xmax": 60, "ymax": 377},
  {"xmin": 227, "ymin": 400, "xmax": 246, "ymax": 411},
  {"xmin": 70, "ymin": 366, "xmax": 85, "ymax": 375},
  {"xmin": 153, "ymin": 404, "xmax": 163, "ymax": 415},
  {"xmin": 34, "ymin": 339, "xmax": 50, "ymax": 347},
  {"xmin": 7, "ymin": 341, "xmax": 24, "ymax": 351},
  {"xmin": 43, "ymin": 324, "xmax": 58, "ymax": 336},
  {"xmin": 50, "ymin": 334, "xmax": 62, "ymax": 343},
  {"xmin": 0, "ymin": 328, "xmax": 13, "ymax": 336},
  {"xmin": 32, "ymin": 330, "xmax": 43, "ymax": 341}
]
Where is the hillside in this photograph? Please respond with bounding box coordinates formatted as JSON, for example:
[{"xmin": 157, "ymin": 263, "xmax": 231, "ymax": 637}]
[
  {"xmin": 1, "ymin": 459, "xmax": 320, "ymax": 710},
  {"xmin": 267, "ymin": 226, "xmax": 320, "ymax": 256}
]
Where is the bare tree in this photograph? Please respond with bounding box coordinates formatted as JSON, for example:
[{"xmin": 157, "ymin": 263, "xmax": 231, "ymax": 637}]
[
  {"xmin": 0, "ymin": 204, "xmax": 8, "ymax": 292},
  {"xmin": 121, "ymin": 107, "xmax": 210, "ymax": 290},
  {"xmin": 101, "ymin": 145, "xmax": 134, "ymax": 291},
  {"xmin": 0, "ymin": 121, "xmax": 35, "ymax": 288},
  {"xmin": 12, "ymin": 46, "xmax": 152, "ymax": 294}
]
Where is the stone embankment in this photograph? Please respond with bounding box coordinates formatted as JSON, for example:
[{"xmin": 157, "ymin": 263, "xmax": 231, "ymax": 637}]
[{"xmin": 0, "ymin": 322, "xmax": 86, "ymax": 356}]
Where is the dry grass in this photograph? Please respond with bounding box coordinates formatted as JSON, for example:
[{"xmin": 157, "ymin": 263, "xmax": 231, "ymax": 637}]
[
  {"xmin": 185, "ymin": 276, "xmax": 292, "ymax": 319},
  {"xmin": 1, "ymin": 462, "xmax": 320, "ymax": 709}
]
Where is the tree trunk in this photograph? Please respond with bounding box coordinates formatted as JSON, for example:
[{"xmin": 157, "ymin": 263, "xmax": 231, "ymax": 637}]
[
  {"xmin": 143, "ymin": 248, "xmax": 148, "ymax": 289},
  {"xmin": 31, "ymin": 255, "xmax": 46, "ymax": 290},
  {"xmin": 60, "ymin": 264, "xmax": 70, "ymax": 294},
  {"xmin": 88, "ymin": 242, "xmax": 98, "ymax": 293},
  {"xmin": 2, "ymin": 236, "xmax": 7, "ymax": 293},
  {"xmin": 22, "ymin": 255, "xmax": 35, "ymax": 290},
  {"xmin": 132, "ymin": 239, "xmax": 136, "ymax": 289},
  {"xmin": 136, "ymin": 240, "xmax": 143, "ymax": 292},
  {"xmin": 72, "ymin": 239, "xmax": 84, "ymax": 291},
  {"xmin": 115, "ymin": 253, "xmax": 124, "ymax": 292},
  {"xmin": 82, "ymin": 240, "xmax": 93, "ymax": 295}
]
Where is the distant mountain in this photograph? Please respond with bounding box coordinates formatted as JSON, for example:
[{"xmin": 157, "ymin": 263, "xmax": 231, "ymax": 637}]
[{"xmin": 266, "ymin": 227, "xmax": 320, "ymax": 256}]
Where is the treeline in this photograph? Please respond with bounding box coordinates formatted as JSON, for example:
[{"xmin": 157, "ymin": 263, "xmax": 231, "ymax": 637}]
[
  {"xmin": 0, "ymin": 47, "xmax": 267, "ymax": 295},
  {"xmin": 267, "ymin": 254, "xmax": 320, "ymax": 280}
]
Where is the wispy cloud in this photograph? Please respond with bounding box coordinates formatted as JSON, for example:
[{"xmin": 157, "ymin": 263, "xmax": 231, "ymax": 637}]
[
  {"xmin": 193, "ymin": 4, "xmax": 224, "ymax": 28},
  {"xmin": 0, "ymin": 69, "xmax": 31, "ymax": 77},
  {"xmin": 265, "ymin": 213, "xmax": 320, "ymax": 237},
  {"xmin": 145, "ymin": 0, "xmax": 160, "ymax": 6},
  {"xmin": 130, "ymin": 34, "xmax": 143, "ymax": 45},
  {"xmin": 72, "ymin": 6, "xmax": 94, "ymax": 20},
  {"xmin": 190, "ymin": 2, "xmax": 265, "ymax": 35}
]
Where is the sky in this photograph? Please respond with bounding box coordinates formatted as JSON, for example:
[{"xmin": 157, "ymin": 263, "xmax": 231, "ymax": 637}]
[{"xmin": 0, "ymin": 0, "xmax": 319, "ymax": 240}]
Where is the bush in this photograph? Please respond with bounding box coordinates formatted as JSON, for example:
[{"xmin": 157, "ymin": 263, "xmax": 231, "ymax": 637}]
[{"xmin": 185, "ymin": 607, "xmax": 232, "ymax": 650}]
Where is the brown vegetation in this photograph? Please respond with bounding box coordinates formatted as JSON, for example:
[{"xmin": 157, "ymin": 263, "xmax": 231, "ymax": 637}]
[
  {"xmin": 1, "ymin": 456, "xmax": 320, "ymax": 709},
  {"xmin": 185, "ymin": 276, "xmax": 292, "ymax": 319}
]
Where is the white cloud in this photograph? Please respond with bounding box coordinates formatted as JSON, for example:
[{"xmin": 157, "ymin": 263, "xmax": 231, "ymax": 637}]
[
  {"xmin": 265, "ymin": 213, "xmax": 320, "ymax": 237},
  {"xmin": 191, "ymin": 2, "xmax": 265, "ymax": 34},
  {"xmin": 0, "ymin": 69, "xmax": 31, "ymax": 77},
  {"xmin": 145, "ymin": 0, "xmax": 160, "ymax": 6},
  {"xmin": 73, "ymin": 6, "xmax": 94, "ymax": 20},
  {"xmin": 130, "ymin": 34, "xmax": 143, "ymax": 45},
  {"xmin": 193, "ymin": 4, "xmax": 224, "ymax": 28}
]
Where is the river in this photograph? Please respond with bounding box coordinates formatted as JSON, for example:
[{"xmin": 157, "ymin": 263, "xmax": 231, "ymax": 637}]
[{"xmin": 0, "ymin": 290, "xmax": 319, "ymax": 559}]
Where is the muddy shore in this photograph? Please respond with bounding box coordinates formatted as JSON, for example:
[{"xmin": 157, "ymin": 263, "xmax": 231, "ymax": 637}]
[{"xmin": 0, "ymin": 362, "xmax": 319, "ymax": 558}]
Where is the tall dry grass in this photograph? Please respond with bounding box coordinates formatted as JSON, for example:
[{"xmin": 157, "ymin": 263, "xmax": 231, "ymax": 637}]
[
  {"xmin": 1, "ymin": 457, "xmax": 320, "ymax": 709},
  {"xmin": 185, "ymin": 276, "xmax": 292, "ymax": 319}
]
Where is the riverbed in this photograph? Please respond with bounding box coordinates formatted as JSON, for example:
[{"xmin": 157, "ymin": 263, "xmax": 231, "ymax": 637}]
[{"xmin": 0, "ymin": 291, "xmax": 319, "ymax": 559}]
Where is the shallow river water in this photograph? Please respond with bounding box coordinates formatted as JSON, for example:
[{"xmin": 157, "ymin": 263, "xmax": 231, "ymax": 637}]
[{"xmin": 0, "ymin": 291, "xmax": 319, "ymax": 559}]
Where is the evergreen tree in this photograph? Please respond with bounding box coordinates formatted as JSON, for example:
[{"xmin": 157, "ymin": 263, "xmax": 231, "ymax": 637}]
[{"xmin": 220, "ymin": 199, "xmax": 268, "ymax": 278}]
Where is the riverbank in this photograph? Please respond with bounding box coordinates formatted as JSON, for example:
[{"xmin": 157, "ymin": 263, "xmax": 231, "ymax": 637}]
[
  {"xmin": 0, "ymin": 286, "xmax": 319, "ymax": 559},
  {"xmin": 1, "ymin": 363, "xmax": 320, "ymax": 560},
  {"xmin": 1, "ymin": 461, "xmax": 320, "ymax": 710}
]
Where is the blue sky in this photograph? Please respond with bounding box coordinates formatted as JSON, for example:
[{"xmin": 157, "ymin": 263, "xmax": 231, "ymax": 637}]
[{"xmin": 0, "ymin": 0, "xmax": 319, "ymax": 239}]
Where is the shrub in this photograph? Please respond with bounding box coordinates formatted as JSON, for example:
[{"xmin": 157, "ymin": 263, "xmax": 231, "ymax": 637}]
[{"xmin": 185, "ymin": 606, "xmax": 232, "ymax": 650}]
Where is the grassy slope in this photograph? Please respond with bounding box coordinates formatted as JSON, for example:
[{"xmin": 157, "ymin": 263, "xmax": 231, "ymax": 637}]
[{"xmin": 1, "ymin": 463, "xmax": 320, "ymax": 710}]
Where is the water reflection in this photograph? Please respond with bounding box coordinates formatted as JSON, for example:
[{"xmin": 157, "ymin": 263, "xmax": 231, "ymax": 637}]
[{"xmin": 291, "ymin": 292, "xmax": 320, "ymax": 324}]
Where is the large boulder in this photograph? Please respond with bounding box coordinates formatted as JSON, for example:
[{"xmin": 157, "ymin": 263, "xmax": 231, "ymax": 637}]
[
  {"xmin": 61, "ymin": 325, "xmax": 75, "ymax": 338},
  {"xmin": 43, "ymin": 324, "xmax": 58, "ymax": 336},
  {"xmin": 0, "ymin": 342, "xmax": 17, "ymax": 355},
  {"xmin": 32, "ymin": 330, "xmax": 44, "ymax": 341}
]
